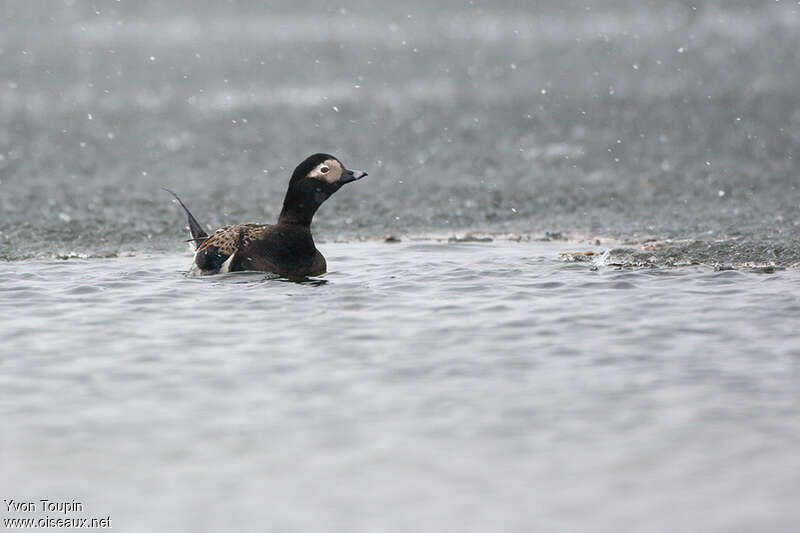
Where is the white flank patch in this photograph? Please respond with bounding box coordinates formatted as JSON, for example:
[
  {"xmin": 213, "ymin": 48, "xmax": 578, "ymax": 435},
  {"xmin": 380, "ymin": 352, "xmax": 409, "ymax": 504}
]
[
  {"xmin": 188, "ymin": 230, "xmax": 198, "ymax": 252},
  {"xmin": 219, "ymin": 252, "xmax": 236, "ymax": 273}
]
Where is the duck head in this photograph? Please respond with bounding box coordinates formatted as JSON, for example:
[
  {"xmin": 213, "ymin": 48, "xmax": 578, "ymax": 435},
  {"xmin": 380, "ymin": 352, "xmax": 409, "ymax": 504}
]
[{"xmin": 278, "ymin": 153, "xmax": 368, "ymax": 226}]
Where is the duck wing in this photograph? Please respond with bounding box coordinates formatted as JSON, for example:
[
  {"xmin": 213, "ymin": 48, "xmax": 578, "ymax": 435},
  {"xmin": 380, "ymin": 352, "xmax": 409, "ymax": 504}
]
[{"xmin": 195, "ymin": 223, "xmax": 272, "ymax": 274}]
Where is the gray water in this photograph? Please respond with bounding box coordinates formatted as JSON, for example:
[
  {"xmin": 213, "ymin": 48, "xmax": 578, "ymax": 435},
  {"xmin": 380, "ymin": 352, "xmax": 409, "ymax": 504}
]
[
  {"xmin": 3, "ymin": 242, "xmax": 799, "ymax": 532},
  {"xmin": 2, "ymin": 1, "xmax": 800, "ymax": 532}
]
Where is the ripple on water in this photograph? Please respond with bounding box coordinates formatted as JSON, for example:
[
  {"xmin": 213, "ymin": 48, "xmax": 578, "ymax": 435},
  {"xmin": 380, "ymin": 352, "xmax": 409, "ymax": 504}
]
[
  {"xmin": 577, "ymin": 280, "xmax": 637, "ymax": 290},
  {"xmin": 705, "ymin": 270, "xmax": 748, "ymax": 283},
  {"xmin": 64, "ymin": 284, "xmax": 104, "ymax": 295},
  {"xmin": 531, "ymin": 281, "xmax": 565, "ymax": 289},
  {"xmin": 2, "ymin": 288, "xmax": 48, "ymax": 301}
]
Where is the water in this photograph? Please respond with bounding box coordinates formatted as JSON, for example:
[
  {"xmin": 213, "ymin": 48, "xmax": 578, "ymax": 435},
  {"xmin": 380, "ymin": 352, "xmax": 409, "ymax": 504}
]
[
  {"xmin": 2, "ymin": 1, "xmax": 800, "ymax": 531},
  {"xmin": 3, "ymin": 242, "xmax": 799, "ymax": 531}
]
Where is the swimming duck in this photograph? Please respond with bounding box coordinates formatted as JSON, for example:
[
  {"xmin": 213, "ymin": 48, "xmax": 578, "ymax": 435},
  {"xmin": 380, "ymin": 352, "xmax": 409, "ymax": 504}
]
[{"xmin": 166, "ymin": 153, "xmax": 367, "ymax": 276}]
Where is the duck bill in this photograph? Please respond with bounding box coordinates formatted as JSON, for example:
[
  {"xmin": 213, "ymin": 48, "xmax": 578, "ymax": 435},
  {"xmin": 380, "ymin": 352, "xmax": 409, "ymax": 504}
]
[{"xmin": 339, "ymin": 169, "xmax": 368, "ymax": 185}]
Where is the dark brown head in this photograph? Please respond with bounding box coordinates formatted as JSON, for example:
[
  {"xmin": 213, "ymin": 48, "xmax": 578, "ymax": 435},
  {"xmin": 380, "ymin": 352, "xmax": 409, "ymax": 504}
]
[{"xmin": 278, "ymin": 153, "xmax": 368, "ymax": 226}]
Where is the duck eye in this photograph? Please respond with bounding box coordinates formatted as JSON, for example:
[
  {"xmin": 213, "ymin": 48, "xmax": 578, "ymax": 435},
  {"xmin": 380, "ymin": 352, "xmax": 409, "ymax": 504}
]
[{"xmin": 320, "ymin": 166, "xmax": 329, "ymax": 174}]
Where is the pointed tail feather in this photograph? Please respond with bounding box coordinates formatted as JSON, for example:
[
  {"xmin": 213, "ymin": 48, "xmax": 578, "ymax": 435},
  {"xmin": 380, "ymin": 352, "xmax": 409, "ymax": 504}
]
[{"xmin": 163, "ymin": 188, "xmax": 208, "ymax": 250}]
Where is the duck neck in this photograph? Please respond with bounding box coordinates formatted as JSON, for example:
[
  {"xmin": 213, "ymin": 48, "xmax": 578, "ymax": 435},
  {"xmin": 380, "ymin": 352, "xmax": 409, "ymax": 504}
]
[{"xmin": 277, "ymin": 189, "xmax": 318, "ymax": 227}]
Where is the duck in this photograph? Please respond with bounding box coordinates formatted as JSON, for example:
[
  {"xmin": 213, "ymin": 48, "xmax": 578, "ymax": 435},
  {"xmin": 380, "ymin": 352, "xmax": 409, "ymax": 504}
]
[{"xmin": 165, "ymin": 153, "xmax": 367, "ymax": 277}]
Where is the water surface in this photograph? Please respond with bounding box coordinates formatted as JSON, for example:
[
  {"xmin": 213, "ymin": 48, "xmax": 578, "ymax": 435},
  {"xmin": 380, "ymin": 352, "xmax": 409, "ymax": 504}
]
[{"xmin": 2, "ymin": 241, "xmax": 799, "ymax": 531}]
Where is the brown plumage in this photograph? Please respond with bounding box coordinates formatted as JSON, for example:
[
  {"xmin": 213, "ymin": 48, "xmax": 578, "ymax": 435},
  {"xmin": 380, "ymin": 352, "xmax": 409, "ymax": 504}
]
[
  {"xmin": 166, "ymin": 153, "xmax": 367, "ymax": 277},
  {"xmin": 196, "ymin": 223, "xmax": 267, "ymax": 257}
]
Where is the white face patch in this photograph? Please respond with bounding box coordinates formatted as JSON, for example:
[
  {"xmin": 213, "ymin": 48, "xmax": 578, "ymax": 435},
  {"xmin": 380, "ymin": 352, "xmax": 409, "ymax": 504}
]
[{"xmin": 306, "ymin": 159, "xmax": 343, "ymax": 184}]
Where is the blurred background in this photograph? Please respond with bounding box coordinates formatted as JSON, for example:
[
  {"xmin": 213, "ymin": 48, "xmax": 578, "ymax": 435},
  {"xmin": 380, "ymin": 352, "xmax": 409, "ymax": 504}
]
[{"xmin": 1, "ymin": 0, "xmax": 799, "ymax": 264}]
